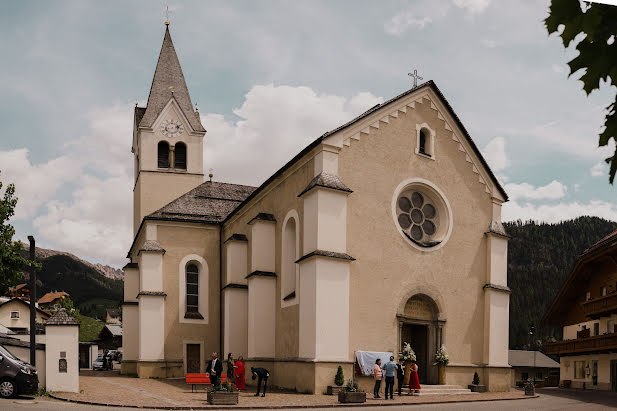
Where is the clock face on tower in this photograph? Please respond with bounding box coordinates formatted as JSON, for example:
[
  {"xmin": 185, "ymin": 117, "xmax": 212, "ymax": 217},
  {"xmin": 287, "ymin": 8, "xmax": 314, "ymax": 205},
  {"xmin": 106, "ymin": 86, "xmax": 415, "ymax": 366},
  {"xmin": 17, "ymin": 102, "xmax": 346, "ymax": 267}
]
[{"xmin": 160, "ymin": 119, "xmax": 184, "ymax": 138}]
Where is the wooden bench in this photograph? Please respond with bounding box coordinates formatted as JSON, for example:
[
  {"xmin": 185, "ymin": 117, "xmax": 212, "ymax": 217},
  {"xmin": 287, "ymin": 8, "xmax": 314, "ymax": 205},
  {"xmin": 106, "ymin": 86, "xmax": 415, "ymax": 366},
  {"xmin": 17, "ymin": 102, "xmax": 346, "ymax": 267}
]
[{"xmin": 185, "ymin": 373, "xmax": 229, "ymax": 392}]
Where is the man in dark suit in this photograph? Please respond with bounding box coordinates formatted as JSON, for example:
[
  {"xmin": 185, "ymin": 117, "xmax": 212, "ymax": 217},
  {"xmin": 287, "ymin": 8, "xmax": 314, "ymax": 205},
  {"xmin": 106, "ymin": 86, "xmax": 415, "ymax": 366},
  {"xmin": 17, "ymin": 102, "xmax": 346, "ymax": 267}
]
[
  {"xmin": 251, "ymin": 367, "xmax": 270, "ymax": 397},
  {"xmin": 206, "ymin": 352, "xmax": 223, "ymax": 386},
  {"xmin": 396, "ymin": 357, "xmax": 405, "ymax": 396}
]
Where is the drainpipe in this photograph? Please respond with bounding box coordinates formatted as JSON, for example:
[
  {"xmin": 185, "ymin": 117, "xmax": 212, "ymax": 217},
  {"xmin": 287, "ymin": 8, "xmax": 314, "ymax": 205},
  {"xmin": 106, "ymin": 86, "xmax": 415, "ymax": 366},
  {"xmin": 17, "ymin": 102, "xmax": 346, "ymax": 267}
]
[
  {"xmin": 28, "ymin": 235, "xmax": 36, "ymax": 366},
  {"xmin": 219, "ymin": 225, "xmax": 223, "ymax": 357}
]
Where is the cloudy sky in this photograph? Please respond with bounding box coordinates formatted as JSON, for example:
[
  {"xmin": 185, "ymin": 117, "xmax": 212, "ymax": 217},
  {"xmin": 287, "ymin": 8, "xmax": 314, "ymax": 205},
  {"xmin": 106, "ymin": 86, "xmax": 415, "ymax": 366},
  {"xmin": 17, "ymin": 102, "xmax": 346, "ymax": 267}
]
[{"xmin": 0, "ymin": 0, "xmax": 615, "ymax": 267}]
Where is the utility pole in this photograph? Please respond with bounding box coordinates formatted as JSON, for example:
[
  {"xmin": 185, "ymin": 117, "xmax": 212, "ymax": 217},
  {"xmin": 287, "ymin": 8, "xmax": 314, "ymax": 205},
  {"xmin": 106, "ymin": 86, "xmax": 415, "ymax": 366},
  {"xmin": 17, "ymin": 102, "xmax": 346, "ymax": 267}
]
[{"xmin": 28, "ymin": 235, "xmax": 36, "ymax": 366}]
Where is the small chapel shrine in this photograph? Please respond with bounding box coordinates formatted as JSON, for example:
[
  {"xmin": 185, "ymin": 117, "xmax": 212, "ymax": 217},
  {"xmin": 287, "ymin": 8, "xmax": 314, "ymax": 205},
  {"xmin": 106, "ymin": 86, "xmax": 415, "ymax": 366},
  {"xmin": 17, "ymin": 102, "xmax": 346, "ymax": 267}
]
[{"xmin": 121, "ymin": 23, "xmax": 511, "ymax": 393}]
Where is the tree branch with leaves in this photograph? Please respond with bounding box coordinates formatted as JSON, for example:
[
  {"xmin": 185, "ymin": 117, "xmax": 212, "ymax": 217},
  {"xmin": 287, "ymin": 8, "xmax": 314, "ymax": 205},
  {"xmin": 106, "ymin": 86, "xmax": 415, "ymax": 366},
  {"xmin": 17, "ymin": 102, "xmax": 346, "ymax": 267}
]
[{"xmin": 545, "ymin": 0, "xmax": 617, "ymax": 183}]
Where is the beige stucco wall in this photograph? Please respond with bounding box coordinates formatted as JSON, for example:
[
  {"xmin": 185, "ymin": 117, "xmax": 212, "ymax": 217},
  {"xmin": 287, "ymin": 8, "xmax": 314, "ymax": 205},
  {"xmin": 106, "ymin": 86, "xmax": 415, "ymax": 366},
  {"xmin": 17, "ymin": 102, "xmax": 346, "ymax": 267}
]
[
  {"xmin": 122, "ymin": 304, "xmax": 139, "ymax": 362},
  {"xmin": 45, "ymin": 325, "xmax": 79, "ymax": 393},
  {"xmin": 223, "ymin": 287, "xmax": 248, "ymax": 358},
  {"xmin": 560, "ymin": 353, "xmax": 617, "ymax": 390},
  {"xmin": 0, "ymin": 300, "xmax": 48, "ymax": 331}
]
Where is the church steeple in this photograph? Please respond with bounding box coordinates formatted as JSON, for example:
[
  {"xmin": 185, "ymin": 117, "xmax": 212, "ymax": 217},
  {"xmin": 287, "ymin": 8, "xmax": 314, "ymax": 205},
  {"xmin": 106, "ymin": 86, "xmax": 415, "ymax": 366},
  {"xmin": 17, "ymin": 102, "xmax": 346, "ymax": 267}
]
[{"xmin": 139, "ymin": 26, "xmax": 205, "ymax": 132}]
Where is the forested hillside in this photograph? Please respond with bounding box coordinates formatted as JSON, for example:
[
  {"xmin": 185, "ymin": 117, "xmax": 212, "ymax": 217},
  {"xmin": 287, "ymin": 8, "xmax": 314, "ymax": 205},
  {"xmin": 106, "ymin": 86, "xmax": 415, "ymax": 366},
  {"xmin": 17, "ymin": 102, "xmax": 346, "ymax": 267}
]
[{"xmin": 505, "ymin": 216, "xmax": 617, "ymax": 350}]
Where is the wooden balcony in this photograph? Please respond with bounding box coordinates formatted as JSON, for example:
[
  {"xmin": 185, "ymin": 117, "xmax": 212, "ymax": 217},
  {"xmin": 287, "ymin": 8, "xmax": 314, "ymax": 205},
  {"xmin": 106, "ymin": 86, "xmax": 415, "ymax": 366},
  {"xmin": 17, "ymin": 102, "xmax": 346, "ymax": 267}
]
[
  {"xmin": 581, "ymin": 292, "xmax": 617, "ymax": 319},
  {"xmin": 545, "ymin": 333, "xmax": 617, "ymax": 355}
]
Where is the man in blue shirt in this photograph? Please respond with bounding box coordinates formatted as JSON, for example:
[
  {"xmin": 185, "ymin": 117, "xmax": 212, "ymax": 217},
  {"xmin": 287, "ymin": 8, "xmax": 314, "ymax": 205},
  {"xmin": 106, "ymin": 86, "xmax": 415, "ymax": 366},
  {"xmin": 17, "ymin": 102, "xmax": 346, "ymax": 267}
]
[{"xmin": 382, "ymin": 356, "xmax": 397, "ymax": 400}]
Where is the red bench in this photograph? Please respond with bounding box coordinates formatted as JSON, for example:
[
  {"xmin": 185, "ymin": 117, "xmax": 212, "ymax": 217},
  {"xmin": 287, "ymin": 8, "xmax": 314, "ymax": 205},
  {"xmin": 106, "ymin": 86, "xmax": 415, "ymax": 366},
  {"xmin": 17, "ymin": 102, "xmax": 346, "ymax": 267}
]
[{"xmin": 185, "ymin": 373, "xmax": 229, "ymax": 392}]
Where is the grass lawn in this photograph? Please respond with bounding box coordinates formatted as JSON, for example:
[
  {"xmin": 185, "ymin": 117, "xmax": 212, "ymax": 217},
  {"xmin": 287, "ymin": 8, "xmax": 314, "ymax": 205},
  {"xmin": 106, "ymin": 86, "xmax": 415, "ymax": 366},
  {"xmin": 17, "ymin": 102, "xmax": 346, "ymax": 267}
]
[{"xmin": 78, "ymin": 314, "xmax": 104, "ymax": 341}]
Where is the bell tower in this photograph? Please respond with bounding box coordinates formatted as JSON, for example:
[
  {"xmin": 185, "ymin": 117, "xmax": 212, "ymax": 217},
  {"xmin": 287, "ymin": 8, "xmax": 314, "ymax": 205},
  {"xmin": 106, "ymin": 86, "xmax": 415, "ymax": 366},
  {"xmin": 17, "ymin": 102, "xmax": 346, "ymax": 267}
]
[{"xmin": 132, "ymin": 23, "xmax": 206, "ymax": 234}]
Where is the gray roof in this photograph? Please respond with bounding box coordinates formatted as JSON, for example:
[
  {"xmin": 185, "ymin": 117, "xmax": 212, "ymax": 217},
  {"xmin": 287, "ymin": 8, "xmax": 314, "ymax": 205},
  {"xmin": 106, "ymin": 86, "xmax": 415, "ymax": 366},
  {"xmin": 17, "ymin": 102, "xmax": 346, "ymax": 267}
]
[
  {"xmin": 45, "ymin": 308, "xmax": 79, "ymax": 326},
  {"xmin": 0, "ymin": 324, "xmax": 15, "ymax": 335},
  {"xmin": 508, "ymin": 350, "xmax": 560, "ymax": 368},
  {"xmin": 139, "ymin": 27, "xmax": 204, "ymax": 132},
  {"xmin": 139, "ymin": 240, "xmax": 165, "ymax": 254},
  {"xmin": 298, "ymin": 172, "xmax": 353, "ymax": 197},
  {"xmin": 147, "ymin": 181, "xmax": 256, "ymax": 224},
  {"xmin": 103, "ymin": 324, "xmax": 122, "ymax": 337}
]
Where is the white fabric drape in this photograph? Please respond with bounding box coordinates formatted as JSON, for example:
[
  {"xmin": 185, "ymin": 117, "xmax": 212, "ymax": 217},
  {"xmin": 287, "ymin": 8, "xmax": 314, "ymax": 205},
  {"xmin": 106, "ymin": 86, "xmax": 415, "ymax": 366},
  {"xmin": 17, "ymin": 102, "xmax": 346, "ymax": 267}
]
[{"xmin": 355, "ymin": 351, "xmax": 394, "ymax": 376}]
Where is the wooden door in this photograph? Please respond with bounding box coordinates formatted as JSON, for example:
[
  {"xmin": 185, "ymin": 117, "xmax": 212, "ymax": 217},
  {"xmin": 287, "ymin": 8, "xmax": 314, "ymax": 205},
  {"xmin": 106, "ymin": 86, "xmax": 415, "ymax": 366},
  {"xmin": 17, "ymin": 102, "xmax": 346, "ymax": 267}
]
[{"xmin": 186, "ymin": 344, "xmax": 200, "ymax": 373}]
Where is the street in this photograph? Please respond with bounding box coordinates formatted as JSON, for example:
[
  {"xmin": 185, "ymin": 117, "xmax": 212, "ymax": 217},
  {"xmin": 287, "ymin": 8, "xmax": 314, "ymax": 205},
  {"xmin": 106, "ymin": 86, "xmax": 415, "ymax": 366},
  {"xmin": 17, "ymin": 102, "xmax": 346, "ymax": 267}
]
[{"xmin": 2, "ymin": 388, "xmax": 617, "ymax": 411}]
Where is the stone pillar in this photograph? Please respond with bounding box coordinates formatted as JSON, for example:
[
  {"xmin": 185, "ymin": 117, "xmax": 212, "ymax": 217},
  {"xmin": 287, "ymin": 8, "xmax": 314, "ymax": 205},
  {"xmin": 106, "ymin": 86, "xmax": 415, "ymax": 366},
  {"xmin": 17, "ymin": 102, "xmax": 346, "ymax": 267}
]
[
  {"xmin": 483, "ymin": 199, "xmax": 511, "ymax": 391},
  {"xmin": 222, "ymin": 234, "xmax": 249, "ymax": 358},
  {"xmin": 298, "ymin": 145, "xmax": 354, "ymax": 361},
  {"xmin": 247, "ymin": 215, "xmax": 276, "ymax": 359},
  {"xmin": 45, "ymin": 309, "xmax": 79, "ymax": 393},
  {"xmin": 121, "ymin": 262, "xmax": 139, "ymax": 375}
]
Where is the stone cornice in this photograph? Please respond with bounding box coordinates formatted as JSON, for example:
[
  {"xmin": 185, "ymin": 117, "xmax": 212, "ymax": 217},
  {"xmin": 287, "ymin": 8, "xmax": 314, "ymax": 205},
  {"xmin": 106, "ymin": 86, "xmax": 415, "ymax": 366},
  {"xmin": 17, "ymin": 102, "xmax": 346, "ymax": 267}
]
[
  {"xmin": 224, "ymin": 233, "xmax": 248, "ymax": 243},
  {"xmin": 245, "ymin": 271, "xmax": 277, "ymax": 279},
  {"xmin": 221, "ymin": 283, "xmax": 249, "ymax": 291},
  {"xmin": 483, "ymin": 283, "xmax": 511, "ymax": 294},
  {"xmin": 295, "ymin": 250, "xmax": 356, "ymax": 264},
  {"xmin": 247, "ymin": 213, "xmax": 276, "ymax": 225}
]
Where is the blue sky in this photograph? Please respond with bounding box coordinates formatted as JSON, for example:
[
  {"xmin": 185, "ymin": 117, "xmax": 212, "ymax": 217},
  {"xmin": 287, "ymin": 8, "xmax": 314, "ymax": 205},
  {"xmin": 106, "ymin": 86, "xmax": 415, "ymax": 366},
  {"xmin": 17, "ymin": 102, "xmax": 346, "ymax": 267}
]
[{"xmin": 0, "ymin": 0, "xmax": 615, "ymax": 266}]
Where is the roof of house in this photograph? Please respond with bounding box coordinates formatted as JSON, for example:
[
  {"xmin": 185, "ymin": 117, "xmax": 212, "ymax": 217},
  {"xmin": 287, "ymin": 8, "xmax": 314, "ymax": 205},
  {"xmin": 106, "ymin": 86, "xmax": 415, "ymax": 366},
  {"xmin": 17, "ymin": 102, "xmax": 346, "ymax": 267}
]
[
  {"xmin": 508, "ymin": 350, "xmax": 560, "ymax": 368},
  {"xmin": 0, "ymin": 324, "xmax": 15, "ymax": 335},
  {"xmin": 100, "ymin": 324, "xmax": 122, "ymax": 337},
  {"xmin": 138, "ymin": 26, "xmax": 204, "ymax": 132},
  {"xmin": 38, "ymin": 291, "xmax": 70, "ymax": 305},
  {"xmin": 105, "ymin": 309, "xmax": 119, "ymax": 318},
  {"xmin": 0, "ymin": 298, "xmax": 50, "ymax": 318},
  {"xmin": 45, "ymin": 308, "xmax": 79, "ymax": 326},
  {"xmin": 543, "ymin": 227, "xmax": 617, "ymax": 325},
  {"xmin": 8, "ymin": 284, "xmax": 28, "ymax": 292}
]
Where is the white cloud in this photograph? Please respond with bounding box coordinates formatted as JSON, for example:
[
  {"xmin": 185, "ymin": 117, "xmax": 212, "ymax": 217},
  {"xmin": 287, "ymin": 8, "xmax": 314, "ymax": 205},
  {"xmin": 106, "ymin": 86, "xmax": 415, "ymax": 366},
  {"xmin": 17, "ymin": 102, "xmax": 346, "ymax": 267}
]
[
  {"xmin": 504, "ymin": 180, "xmax": 567, "ymax": 200},
  {"xmin": 503, "ymin": 199, "xmax": 617, "ymax": 223},
  {"xmin": 482, "ymin": 137, "xmax": 509, "ymax": 172},
  {"xmin": 453, "ymin": 0, "xmax": 492, "ymax": 14},
  {"xmin": 590, "ymin": 161, "xmax": 606, "ymax": 177},
  {"xmin": 202, "ymin": 84, "xmax": 383, "ymax": 186},
  {"xmin": 384, "ymin": 3, "xmax": 450, "ymax": 35}
]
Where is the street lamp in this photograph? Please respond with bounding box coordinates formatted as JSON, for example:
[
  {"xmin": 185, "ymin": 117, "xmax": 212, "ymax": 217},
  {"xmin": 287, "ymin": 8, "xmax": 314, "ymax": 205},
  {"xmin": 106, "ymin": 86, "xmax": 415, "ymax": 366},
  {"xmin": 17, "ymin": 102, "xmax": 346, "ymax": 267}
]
[{"xmin": 529, "ymin": 326, "xmax": 536, "ymax": 382}]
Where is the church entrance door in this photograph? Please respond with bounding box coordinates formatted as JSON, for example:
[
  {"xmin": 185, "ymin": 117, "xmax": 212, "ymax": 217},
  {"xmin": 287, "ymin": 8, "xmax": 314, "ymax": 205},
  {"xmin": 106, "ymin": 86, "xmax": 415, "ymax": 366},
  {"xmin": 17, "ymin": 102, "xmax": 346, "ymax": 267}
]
[
  {"xmin": 402, "ymin": 324, "xmax": 429, "ymax": 384},
  {"xmin": 186, "ymin": 344, "xmax": 200, "ymax": 373}
]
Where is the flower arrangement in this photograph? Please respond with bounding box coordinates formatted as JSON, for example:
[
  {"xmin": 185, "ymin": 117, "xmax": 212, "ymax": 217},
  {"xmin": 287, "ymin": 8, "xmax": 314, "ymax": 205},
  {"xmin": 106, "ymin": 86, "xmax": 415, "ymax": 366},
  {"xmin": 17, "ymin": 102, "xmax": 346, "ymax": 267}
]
[
  {"xmin": 523, "ymin": 378, "xmax": 535, "ymax": 389},
  {"xmin": 341, "ymin": 379, "xmax": 364, "ymax": 393},
  {"xmin": 401, "ymin": 342, "xmax": 416, "ymax": 362},
  {"xmin": 434, "ymin": 345, "xmax": 449, "ymax": 366},
  {"xmin": 208, "ymin": 380, "xmax": 237, "ymax": 392}
]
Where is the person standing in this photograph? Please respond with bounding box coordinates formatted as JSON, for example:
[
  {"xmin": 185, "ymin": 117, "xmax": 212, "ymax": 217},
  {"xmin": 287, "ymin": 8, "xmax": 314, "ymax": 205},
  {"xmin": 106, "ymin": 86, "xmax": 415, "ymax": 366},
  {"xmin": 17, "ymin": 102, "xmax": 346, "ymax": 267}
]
[
  {"xmin": 382, "ymin": 356, "xmax": 397, "ymax": 400},
  {"xmin": 206, "ymin": 352, "xmax": 223, "ymax": 387},
  {"xmin": 234, "ymin": 355, "xmax": 246, "ymax": 390},
  {"xmin": 373, "ymin": 358, "xmax": 383, "ymax": 399},
  {"xmin": 408, "ymin": 361, "xmax": 421, "ymax": 395},
  {"xmin": 396, "ymin": 357, "xmax": 405, "ymax": 396},
  {"xmin": 226, "ymin": 353, "xmax": 235, "ymax": 386},
  {"xmin": 251, "ymin": 367, "xmax": 270, "ymax": 397}
]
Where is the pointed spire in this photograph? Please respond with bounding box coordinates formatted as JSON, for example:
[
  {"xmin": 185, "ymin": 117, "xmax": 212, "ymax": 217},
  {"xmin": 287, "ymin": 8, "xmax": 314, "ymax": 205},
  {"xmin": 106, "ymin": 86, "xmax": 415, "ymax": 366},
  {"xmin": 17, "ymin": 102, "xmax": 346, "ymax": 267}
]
[{"xmin": 139, "ymin": 26, "xmax": 205, "ymax": 132}]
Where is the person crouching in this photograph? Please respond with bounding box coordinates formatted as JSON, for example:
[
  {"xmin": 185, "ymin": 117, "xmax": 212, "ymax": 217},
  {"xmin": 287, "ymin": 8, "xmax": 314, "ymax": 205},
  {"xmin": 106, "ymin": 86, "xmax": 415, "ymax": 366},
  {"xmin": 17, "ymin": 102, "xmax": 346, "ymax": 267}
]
[{"xmin": 251, "ymin": 367, "xmax": 270, "ymax": 397}]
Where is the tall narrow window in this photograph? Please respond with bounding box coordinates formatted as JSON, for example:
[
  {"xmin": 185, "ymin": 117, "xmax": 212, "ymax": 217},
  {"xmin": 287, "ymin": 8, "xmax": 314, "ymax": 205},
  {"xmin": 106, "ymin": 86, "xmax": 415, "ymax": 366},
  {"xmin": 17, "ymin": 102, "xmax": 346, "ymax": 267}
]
[
  {"xmin": 419, "ymin": 129, "xmax": 428, "ymax": 155},
  {"xmin": 158, "ymin": 141, "xmax": 170, "ymax": 168},
  {"xmin": 282, "ymin": 217, "xmax": 297, "ymax": 302},
  {"xmin": 186, "ymin": 264, "xmax": 200, "ymax": 315},
  {"xmin": 175, "ymin": 142, "xmax": 187, "ymax": 170}
]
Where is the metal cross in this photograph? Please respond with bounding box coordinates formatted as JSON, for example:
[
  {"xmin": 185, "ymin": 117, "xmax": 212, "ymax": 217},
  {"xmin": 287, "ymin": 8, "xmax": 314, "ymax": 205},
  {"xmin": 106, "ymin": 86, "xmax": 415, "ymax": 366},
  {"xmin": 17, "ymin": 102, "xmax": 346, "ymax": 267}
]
[
  {"xmin": 408, "ymin": 69, "xmax": 423, "ymax": 88},
  {"xmin": 164, "ymin": 5, "xmax": 170, "ymax": 25}
]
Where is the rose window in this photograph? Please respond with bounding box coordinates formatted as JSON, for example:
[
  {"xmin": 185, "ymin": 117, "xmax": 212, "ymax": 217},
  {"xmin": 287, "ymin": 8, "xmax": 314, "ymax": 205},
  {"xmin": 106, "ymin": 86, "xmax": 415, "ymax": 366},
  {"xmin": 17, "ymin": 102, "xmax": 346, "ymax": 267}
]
[{"xmin": 396, "ymin": 191, "xmax": 440, "ymax": 247}]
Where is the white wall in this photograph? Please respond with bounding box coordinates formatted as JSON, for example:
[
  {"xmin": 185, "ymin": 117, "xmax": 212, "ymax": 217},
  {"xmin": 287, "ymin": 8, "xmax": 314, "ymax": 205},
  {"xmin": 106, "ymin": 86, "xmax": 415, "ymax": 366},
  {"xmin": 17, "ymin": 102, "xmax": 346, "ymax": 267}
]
[
  {"xmin": 226, "ymin": 241, "xmax": 248, "ymax": 285},
  {"xmin": 45, "ymin": 325, "xmax": 79, "ymax": 392},
  {"xmin": 302, "ymin": 189, "xmax": 347, "ymax": 254},
  {"xmin": 247, "ymin": 276, "xmax": 276, "ymax": 358},
  {"xmin": 484, "ymin": 290, "xmax": 510, "ymax": 367},
  {"xmin": 138, "ymin": 295, "xmax": 165, "ymax": 361},
  {"xmin": 122, "ymin": 305, "xmax": 139, "ymax": 362},
  {"xmin": 124, "ymin": 267, "xmax": 140, "ymax": 302},
  {"xmin": 139, "ymin": 253, "xmax": 163, "ymax": 292},
  {"xmin": 250, "ymin": 223, "xmax": 276, "ymax": 272},
  {"xmin": 223, "ymin": 288, "xmax": 248, "ymax": 358},
  {"xmin": 487, "ymin": 235, "xmax": 508, "ymax": 286}
]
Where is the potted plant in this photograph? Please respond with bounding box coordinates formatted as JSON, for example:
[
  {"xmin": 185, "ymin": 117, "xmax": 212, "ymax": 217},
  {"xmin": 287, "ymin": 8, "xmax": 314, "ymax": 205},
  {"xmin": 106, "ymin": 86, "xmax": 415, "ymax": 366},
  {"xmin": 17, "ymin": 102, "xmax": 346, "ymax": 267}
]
[
  {"xmin": 434, "ymin": 345, "xmax": 449, "ymax": 385},
  {"xmin": 468, "ymin": 371, "xmax": 487, "ymax": 392},
  {"xmin": 338, "ymin": 379, "xmax": 366, "ymax": 403},
  {"xmin": 523, "ymin": 378, "xmax": 535, "ymax": 396},
  {"xmin": 207, "ymin": 381, "xmax": 239, "ymax": 405},
  {"xmin": 401, "ymin": 342, "xmax": 417, "ymax": 385},
  {"xmin": 327, "ymin": 366, "xmax": 346, "ymax": 395}
]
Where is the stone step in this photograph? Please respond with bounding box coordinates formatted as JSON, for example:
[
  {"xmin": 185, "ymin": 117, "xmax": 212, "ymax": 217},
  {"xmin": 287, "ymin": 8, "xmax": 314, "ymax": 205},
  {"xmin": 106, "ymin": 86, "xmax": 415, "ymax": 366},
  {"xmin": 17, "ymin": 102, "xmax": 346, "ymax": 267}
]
[{"xmin": 401, "ymin": 385, "xmax": 475, "ymax": 396}]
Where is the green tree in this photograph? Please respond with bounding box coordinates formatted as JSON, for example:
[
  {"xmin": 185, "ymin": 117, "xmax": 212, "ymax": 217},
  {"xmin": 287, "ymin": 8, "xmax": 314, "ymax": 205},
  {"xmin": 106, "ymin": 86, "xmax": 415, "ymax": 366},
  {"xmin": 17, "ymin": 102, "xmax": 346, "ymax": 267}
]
[
  {"xmin": 58, "ymin": 295, "xmax": 80, "ymax": 318},
  {"xmin": 545, "ymin": 1, "xmax": 617, "ymax": 182},
  {"xmin": 334, "ymin": 365, "xmax": 345, "ymax": 386},
  {"xmin": 0, "ymin": 171, "xmax": 37, "ymax": 295}
]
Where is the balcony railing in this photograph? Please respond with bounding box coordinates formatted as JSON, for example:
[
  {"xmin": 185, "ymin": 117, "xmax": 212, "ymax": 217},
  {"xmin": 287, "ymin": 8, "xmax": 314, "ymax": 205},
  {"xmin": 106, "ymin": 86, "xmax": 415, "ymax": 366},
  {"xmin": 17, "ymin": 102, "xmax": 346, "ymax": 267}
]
[
  {"xmin": 581, "ymin": 292, "xmax": 617, "ymax": 319},
  {"xmin": 545, "ymin": 333, "xmax": 617, "ymax": 355}
]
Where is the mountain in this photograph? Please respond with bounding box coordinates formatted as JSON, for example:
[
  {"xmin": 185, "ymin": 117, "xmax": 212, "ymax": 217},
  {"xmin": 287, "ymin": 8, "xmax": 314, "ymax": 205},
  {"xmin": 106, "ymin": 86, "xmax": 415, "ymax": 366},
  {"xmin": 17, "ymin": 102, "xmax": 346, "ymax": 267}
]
[
  {"xmin": 505, "ymin": 216, "xmax": 617, "ymax": 350},
  {"xmin": 20, "ymin": 242, "xmax": 123, "ymax": 280}
]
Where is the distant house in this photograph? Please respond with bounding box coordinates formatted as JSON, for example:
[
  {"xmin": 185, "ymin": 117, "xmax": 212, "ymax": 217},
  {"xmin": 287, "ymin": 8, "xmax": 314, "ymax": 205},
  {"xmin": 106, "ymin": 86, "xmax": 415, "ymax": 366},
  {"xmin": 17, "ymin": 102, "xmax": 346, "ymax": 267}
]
[
  {"xmin": 0, "ymin": 297, "xmax": 50, "ymax": 334},
  {"xmin": 37, "ymin": 291, "xmax": 70, "ymax": 308},
  {"xmin": 509, "ymin": 350, "xmax": 560, "ymax": 386},
  {"xmin": 105, "ymin": 309, "xmax": 121, "ymax": 324},
  {"xmin": 98, "ymin": 324, "xmax": 122, "ymax": 350},
  {"xmin": 7, "ymin": 284, "xmax": 30, "ymax": 300}
]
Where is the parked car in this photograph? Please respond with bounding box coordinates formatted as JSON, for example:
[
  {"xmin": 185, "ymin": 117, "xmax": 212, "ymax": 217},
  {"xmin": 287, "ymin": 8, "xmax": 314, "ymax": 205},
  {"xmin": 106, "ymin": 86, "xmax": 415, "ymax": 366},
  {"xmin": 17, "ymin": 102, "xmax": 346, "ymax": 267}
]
[
  {"xmin": 93, "ymin": 354, "xmax": 105, "ymax": 371},
  {"xmin": 0, "ymin": 345, "xmax": 38, "ymax": 398}
]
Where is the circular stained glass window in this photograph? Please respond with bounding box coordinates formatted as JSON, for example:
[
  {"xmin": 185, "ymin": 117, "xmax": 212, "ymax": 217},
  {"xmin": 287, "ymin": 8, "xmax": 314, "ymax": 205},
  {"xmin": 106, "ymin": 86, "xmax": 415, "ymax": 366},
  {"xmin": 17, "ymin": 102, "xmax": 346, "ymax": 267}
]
[{"xmin": 396, "ymin": 189, "xmax": 442, "ymax": 247}]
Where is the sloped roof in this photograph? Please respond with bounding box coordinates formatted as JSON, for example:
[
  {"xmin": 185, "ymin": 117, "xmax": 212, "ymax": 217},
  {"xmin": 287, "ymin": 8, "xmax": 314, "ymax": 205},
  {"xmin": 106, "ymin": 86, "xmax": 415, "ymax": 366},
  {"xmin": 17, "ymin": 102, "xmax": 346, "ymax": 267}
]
[
  {"xmin": 101, "ymin": 324, "xmax": 122, "ymax": 337},
  {"xmin": 0, "ymin": 298, "xmax": 50, "ymax": 318},
  {"xmin": 0, "ymin": 324, "xmax": 15, "ymax": 335},
  {"xmin": 38, "ymin": 291, "xmax": 70, "ymax": 305},
  {"xmin": 508, "ymin": 350, "xmax": 559, "ymax": 368},
  {"xmin": 46, "ymin": 308, "xmax": 79, "ymax": 326},
  {"xmin": 584, "ymin": 228, "xmax": 617, "ymax": 255},
  {"xmin": 139, "ymin": 26, "xmax": 204, "ymax": 132},
  {"xmin": 9, "ymin": 284, "xmax": 28, "ymax": 292}
]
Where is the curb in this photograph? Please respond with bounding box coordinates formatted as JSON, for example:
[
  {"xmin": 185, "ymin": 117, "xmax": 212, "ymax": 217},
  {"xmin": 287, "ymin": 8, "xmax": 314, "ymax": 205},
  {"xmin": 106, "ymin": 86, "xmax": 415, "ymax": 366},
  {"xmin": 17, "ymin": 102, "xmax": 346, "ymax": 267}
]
[{"xmin": 47, "ymin": 393, "xmax": 540, "ymax": 410}]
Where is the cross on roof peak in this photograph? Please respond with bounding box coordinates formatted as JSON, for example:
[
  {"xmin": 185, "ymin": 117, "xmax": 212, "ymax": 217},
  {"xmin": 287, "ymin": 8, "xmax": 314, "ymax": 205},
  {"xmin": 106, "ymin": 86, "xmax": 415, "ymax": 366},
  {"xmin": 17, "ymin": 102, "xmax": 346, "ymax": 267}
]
[
  {"xmin": 164, "ymin": 5, "xmax": 170, "ymax": 26},
  {"xmin": 408, "ymin": 69, "xmax": 423, "ymax": 88}
]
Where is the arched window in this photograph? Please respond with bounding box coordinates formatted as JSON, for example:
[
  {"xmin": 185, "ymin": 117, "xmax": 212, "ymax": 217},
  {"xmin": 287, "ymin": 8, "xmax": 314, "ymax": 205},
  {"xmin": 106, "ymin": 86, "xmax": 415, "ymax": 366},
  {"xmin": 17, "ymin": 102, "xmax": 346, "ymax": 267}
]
[
  {"xmin": 175, "ymin": 142, "xmax": 187, "ymax": 170},
  {"xmin": 158, "ymin": 141, "xmax": 170, "ymax": 168},
  {"xmin": 185, "ymin": 263, "xmax": 200, "ymax": 316},
  {"xmin": 282, "ymin": 217, "xmax": 297, "ymax": 302},
  {"xmin": 419, "ymin": 128, "xmax": 428, "ymax": 155}
]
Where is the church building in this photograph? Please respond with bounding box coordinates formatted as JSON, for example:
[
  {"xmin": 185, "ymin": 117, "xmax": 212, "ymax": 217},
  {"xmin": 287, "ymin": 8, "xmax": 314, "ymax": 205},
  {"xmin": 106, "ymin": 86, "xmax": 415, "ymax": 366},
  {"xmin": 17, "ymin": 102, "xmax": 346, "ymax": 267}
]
[{"xmin": 121, "ymin": 23, "xmax": 512, "ymax": 392}]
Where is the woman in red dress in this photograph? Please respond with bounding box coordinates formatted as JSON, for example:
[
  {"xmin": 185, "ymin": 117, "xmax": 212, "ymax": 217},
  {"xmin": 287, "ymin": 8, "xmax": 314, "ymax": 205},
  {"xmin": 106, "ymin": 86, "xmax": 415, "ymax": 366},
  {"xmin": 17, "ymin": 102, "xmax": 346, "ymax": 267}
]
[
  {"xmin": 234, "ymin": 355, "xmax": 246, "ymax": 390},
  {"xmin": 408, "ymin": 362, "xmax": 421, "ymax": 395}
]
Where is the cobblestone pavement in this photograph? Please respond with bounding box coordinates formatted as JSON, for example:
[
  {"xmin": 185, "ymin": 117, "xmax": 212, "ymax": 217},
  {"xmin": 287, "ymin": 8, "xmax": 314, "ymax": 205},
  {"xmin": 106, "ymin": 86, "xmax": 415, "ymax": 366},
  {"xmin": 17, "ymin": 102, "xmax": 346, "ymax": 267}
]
[{"xmin": 44, "ymin": 370, "xmax": 532, "ymax": 409}]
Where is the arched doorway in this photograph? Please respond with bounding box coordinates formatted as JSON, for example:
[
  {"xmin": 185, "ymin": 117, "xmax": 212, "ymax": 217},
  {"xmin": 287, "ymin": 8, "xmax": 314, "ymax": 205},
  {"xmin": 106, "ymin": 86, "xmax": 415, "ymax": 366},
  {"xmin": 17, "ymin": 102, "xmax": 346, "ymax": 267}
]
[{"xmin": 397, "ymin": 294, "xmax": 444, "ymax": 385}]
